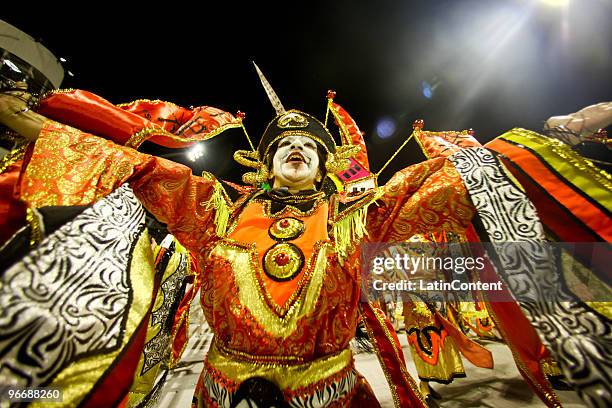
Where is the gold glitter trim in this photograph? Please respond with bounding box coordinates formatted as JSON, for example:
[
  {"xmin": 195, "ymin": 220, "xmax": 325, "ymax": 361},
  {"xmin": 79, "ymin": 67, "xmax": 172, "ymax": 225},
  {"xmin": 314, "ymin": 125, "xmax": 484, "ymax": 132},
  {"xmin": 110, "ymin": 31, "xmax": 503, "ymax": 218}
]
[
  {"xmin": 254, "ymin": 196, "xmax": 327, "ymax": 219},
  {"xmin": 116, "ymin": 98, "xmax": 180, "ymax": 108},
  {"xmin": 215, "ymin": 342, "xmax": 305, "ymax": 364},
  {"xmin": 25, "ymin": 207, "xmax": 43, "ymax": 248},
  {"xmin": 500, "ymin": 128, "xmax": 612, "ymax": 208},
  {"xmin": 269, "ymin": 191, "xmax": 326, "ymax": 204},
  {"xmin": 0, "ymin": 142, "xmax": 27, "ymax": 174},
  {"xmin": 211, "ymin": 240, "xmax": 331, "ymax": 338},
  {"xmin": 124, "ymin": 122, "xmax": 242, "ymax": 149},
  {"xmin": 206, "ymin": 342, "xmax": 353, "ymax": 390},
  {"xmin": 36, "ymin": 88, "xmax": 77, "ymax": 104}
]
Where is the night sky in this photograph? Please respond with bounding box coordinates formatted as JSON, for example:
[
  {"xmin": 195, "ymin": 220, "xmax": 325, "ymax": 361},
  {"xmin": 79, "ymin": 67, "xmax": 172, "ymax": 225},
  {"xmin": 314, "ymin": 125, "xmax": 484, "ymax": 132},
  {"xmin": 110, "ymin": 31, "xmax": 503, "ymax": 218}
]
[{"xmin": 3, "ymin": 0, "xmax": 611, "ymax": 183}]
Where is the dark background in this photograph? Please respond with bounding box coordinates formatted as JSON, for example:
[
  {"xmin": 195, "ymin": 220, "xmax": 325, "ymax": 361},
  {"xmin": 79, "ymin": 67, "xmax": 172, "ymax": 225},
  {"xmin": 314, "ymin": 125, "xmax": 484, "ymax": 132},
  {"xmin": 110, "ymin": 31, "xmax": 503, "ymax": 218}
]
[{"xmin": 3, "ymin": 0, "xmax": 611, "ymax": 183}]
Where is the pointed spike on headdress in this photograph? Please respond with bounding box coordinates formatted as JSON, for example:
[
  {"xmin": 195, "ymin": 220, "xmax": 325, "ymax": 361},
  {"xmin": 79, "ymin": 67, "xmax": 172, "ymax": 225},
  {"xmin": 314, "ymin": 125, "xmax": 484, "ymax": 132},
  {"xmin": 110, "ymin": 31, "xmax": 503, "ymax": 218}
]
[{"xmin": 253, "ymin": 61, "xmax": 286, "ymax": 116}]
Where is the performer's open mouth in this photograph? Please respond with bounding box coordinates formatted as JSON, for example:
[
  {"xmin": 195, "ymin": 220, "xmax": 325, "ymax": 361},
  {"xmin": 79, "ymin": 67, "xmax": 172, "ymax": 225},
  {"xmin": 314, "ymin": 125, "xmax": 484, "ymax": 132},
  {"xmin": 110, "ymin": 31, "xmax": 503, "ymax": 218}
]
[{"xmin": 285, "ymin": 151, "xmax": 307, "ymax": 164}]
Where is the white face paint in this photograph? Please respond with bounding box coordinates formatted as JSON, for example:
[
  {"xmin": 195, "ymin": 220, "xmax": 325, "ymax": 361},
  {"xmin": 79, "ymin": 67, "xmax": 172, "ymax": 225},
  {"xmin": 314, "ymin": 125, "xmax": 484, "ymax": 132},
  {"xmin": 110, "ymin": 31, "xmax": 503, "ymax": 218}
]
[{"xmin": 271, "ymin": 135, "xmax": 321, "ymax": 191}]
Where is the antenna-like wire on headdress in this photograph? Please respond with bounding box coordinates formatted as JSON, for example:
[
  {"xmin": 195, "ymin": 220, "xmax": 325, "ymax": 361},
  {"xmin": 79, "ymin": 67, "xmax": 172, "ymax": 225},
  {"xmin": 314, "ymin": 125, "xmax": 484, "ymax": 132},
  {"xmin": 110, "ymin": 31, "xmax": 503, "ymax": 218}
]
[
  {"xmin": 253, "ymin": 61, "xmax": 286, "ymax": 116},
  {"xmin": 376, "ymin": 119, "xmax": 423, "ymax": 177}
]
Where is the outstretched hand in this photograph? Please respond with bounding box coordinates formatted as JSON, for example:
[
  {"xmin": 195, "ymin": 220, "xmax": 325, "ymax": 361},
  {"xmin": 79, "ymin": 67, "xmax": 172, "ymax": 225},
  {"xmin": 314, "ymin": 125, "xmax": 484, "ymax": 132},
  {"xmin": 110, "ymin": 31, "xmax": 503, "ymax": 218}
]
[{"xmin": 545, "ymin": 102, "xmax": 612, "ymax": 146}]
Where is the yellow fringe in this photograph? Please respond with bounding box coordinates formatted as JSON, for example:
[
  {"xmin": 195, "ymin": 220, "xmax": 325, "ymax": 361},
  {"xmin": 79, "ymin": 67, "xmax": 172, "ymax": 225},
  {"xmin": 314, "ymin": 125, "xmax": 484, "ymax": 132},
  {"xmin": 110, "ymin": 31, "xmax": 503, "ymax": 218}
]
[
  {"xmin": 333, "ymin": 206, "xmax": 369, "ymax": 261},
  {"xmin": 205, "ymin": 181, "xmax": 230, "ymax": 237}
]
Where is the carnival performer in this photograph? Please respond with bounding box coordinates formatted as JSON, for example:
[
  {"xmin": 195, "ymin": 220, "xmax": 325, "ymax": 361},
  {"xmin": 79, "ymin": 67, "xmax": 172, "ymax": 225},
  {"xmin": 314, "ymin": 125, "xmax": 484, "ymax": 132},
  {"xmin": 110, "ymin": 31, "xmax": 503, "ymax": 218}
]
[
  {"xmin": 0, "ymin": 71, "xmax": 609, "ymax": 408},
  {"xmin": 0, "ymin": 73, "xmax": 471, "ymax": 407}
]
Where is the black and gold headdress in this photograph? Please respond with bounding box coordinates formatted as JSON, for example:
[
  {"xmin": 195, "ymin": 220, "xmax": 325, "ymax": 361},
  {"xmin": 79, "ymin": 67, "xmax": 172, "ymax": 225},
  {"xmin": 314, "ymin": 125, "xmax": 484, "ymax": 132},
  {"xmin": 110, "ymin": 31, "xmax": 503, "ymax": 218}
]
[{"xmin": 234, "ymin": 63, "xmax": 358, "ymax": 187}]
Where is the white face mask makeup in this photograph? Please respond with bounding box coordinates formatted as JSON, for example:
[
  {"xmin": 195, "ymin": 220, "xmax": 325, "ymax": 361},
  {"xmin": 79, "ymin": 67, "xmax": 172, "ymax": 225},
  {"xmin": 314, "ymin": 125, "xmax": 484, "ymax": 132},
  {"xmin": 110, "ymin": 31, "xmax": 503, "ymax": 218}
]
[{"xmin": 270, "ymin": 135, "xmax": 321, "ymax": 192}]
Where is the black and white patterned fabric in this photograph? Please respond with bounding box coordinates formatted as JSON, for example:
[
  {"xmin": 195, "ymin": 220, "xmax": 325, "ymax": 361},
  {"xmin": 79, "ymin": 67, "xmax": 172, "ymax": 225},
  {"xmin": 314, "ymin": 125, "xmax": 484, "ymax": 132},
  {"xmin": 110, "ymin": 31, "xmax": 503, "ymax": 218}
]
[
  {"xmin": 0, "ymin": 184, "xmax": 146, "ymax": 388},
  {"xmin": 449, "ymin": 147, "xmax": 611, "ymax": 408},
  {"xmin": 202, "ymin": 369, "xmax": 357, "ymax": 408},
  {"xmin": 288, "ymin": 371, "xmax": 357, "ymax": 408}
]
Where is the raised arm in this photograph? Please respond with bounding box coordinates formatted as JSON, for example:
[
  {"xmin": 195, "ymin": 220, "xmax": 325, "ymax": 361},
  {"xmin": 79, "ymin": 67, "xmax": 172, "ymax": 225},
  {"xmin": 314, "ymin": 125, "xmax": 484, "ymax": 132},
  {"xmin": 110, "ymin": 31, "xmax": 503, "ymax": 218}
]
[
  {"xmin": 0, "ymin": 91, "xmax": 227, "ymax": 253},
  {"xmin": 367, "ymin": 157, "xmax": 475, "ymax": 242}
]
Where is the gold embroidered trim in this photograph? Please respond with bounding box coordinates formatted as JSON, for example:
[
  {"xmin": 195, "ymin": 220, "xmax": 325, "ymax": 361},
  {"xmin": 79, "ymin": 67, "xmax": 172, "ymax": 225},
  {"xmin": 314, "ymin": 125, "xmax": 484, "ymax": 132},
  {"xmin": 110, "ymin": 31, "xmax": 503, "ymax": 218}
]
[
  {"xmin": 37, "ymin": 88, "xmax": 77, "ymax": 104},
  {"xmin": 116, "ymin": 98, "xmax": 180, "ymax": 108},
  {"xmin": 268, "ymin": 217, "xmax": 305, "ymax": 241},
  {"xmin": 215, "ymin": 342, "xmax": 306, "ymax": 364},
  {"xmin": 206, "ymin": 342, "xmax": 353, "ymax": 390},
  {"xmin": 25, "ymin": 207, "xmax": 43, "ymax": 248},
  {"xmin": 262, "ymin": 132, "xmax": 333, "ymax": 158},
  {"xmin": 540, "ymin": 358, "xmax": 563, "ymax": 378},
  {"xmin": 269, "ymin": 191, "xmax": 326, "ymax": 203},
  {"xmin": 124, "ymin": 122, "xmax": 242, "ymax": 149},
  {"xmin": 254, "ymin": 196, "xmax": 327, "ymax": 219},
  {"xmin": 211, "ymin": 240, "xmax": 331, "ymax": 338},
  {"xmin": 201, "ymin": 178, "xmax": 231, "ymax": 237},
  {"xmin": 277, "ymin": 112, "xmax": 309, "ymax": 129}
]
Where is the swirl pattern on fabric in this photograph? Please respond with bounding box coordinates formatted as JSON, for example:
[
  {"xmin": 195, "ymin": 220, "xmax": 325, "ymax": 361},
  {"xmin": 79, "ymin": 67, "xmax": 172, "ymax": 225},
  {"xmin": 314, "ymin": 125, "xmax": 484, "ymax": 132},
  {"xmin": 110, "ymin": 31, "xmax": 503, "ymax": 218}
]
[
  {"xmin": 0, "ymin": 184, "xmax": 145, "ymax": 388},
  {"xmin": 449, "ymin": 147, "xmax": 612, "ymax": 408}
]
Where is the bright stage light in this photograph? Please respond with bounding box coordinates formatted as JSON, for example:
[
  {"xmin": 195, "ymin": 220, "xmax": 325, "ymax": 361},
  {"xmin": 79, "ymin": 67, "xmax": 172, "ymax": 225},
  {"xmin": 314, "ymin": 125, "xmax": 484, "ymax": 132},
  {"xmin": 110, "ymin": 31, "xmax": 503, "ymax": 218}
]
[
  {"xmin": 187, "ymin": 144, "xmax": 205, "ymax": 161},
  {"xmin": 539, "ymin": 0, "xmax": 569, "ymax": 7}
]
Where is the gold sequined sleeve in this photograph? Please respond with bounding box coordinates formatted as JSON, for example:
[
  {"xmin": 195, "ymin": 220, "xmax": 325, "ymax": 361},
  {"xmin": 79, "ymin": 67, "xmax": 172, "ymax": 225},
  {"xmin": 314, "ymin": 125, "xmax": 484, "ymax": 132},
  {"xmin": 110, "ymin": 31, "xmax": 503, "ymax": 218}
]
[
  {"xmin": 20, "ymin": 120, "xmax": 224, "ymax": 252},
  {"xmin": 367, "ymin": 157, "xmax": 475, "ymax": 242}
]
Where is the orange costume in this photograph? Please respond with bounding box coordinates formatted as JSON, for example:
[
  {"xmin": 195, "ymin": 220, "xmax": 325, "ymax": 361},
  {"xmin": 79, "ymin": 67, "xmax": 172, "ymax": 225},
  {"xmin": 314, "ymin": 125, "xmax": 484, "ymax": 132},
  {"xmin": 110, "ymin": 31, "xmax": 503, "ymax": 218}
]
[
  {"xmin": 3, "ymin": 84, "xmax": 607, "ymax": 407},
  {"xmin": 4, "ymin": 83, "xmax": 480, "ymax": 407}
]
